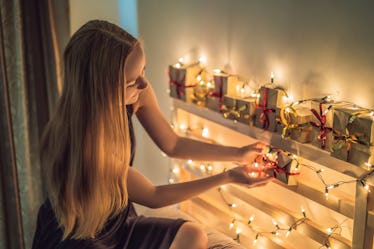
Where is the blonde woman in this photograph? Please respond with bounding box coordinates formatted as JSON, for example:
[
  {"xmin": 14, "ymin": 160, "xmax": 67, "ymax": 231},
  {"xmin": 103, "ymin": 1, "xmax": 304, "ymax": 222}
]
[{"xmin": 32, "ymin": 20, "xmax": 272, "ymax": 249}]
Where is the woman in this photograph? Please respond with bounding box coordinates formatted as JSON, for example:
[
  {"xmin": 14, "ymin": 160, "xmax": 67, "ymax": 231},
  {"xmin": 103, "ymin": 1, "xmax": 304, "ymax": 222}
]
[{"xmin": 32, "ymin": 20, "xmax": 272, "ymax": 249}]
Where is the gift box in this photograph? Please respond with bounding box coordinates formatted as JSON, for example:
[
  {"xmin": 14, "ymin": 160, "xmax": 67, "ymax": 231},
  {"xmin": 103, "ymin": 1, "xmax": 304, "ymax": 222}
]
[
  {"xmin": 205, "ymin": 72, "xmax": 238, "ymax": 112},
  {"xmin": 168, "ymin": 63, "xmax": 202, "ymax": 102},
  {"xmin": 192, "ymin": 82, "xmax": 211, "ymax": 107},
  {"xmin": 331, "ymin": 105, "xmax": 373, "ymax": 168},
  {"xmin": 221, "ymin": 95, "xmax": 256, "ymax": 125},
  {"xmin": 254, "ymin": 106, "xmax": 278, "ymax": 131},
  {"xmin": 258, "ymin": 86, "xmax": 288, "ymax": 109},
  {"xmin": 280, "ymin": 105, "xmax": 313, "ymax": 143},
  {"xmin": 264, "ymin": 152, "xmax": 299, "ymax": 185}
]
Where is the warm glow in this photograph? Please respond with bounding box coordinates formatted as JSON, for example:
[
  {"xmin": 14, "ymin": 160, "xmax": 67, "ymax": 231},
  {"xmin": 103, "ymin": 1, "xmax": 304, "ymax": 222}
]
[
  {"xmin": 172, "ymin": 167, "xmax": 180, "ymax": 174},
  {"xmin": 202, "ymin": 127, "xmax": 210, "ymax": 138},
  {"xmin": 196, "ymin": 75, "xmax": 202, "ymax": 81},
  {"xmin": 178, "ymin": 57, "xmax": 185, "ymax": 63},
  {"xmin": 175, "ymin": 62, "xmax": 181, "ymax": 68},
  {"xmin": 200, "ymin": 164, "xmax": 206, "ymax": 170},
  {"xmin": 187, "ymin": 159, "xmax": 193, "ymax": 165},
  {"xmin": 214, "ymin": 68, "xmax": 221, "ymax": 74},
  {"xmin": 235, "ymin": 228, "xmax": 241, "ymax": 234},
  {"xmin": 179, "ymin": 123, "xmax": 187, "ymax": 131},
  {"xmin": 326, "ymin": 227, "xmax": 333, "ymax": 234},
  {"xmin": 199, "ymin": 55, "xmax": 207, "ymax": 64}
]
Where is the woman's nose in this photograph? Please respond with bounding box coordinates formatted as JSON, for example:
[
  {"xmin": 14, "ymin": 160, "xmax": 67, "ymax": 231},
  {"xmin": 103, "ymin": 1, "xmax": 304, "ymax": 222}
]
[{"xmin": 136, "ymin": 76, "xmax": 148, "ymax": 90}]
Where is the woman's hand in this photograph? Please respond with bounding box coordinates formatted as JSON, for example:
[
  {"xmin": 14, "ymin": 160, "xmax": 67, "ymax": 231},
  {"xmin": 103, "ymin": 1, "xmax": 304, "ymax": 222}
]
[
  {"xmin": 237, "ymin": 141, "xmax": 268, "ymax": 165},
  {"xmin": 226, "ymin": 165, "xmax": 273, "ymax": 188}
]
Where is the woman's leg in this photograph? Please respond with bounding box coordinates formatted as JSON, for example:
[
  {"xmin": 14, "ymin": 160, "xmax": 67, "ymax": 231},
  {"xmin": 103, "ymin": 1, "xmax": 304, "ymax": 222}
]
[{"xmin": 169, "ymin": 222, "xmax": 208, "ymax": 249}]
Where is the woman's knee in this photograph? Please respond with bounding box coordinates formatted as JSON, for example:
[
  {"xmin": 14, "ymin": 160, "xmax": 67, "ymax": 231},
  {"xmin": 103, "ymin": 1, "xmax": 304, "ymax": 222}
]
[{"xmin": 171, "ymin": 222, "xmax": 208, "ymax": 249}]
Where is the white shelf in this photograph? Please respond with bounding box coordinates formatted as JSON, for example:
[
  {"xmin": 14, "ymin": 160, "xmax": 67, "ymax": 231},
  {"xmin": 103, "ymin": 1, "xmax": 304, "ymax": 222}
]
[{"xmin": 173, "ymin": 99, "xmax": 373, "ymax": 183}]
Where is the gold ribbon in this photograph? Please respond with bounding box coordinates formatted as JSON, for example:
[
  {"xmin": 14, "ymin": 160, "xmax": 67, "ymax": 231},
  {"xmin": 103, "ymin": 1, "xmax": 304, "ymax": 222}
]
[
  {"xmin": 280, "ymin": 106, "xmax": 300, "ymax": 138},
  {"xmin": 221, "ymin": 99, "xmax": 248, "ymax": 120}
]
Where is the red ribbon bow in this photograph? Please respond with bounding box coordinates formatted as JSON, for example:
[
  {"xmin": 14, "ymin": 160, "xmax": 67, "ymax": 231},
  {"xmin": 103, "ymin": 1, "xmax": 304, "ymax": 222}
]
[
  {"xmin": 209, "ymin": 76, "xmax": 224, "ymax": 110},
  {"xmin": 256, "ymin": 88, "xmax": 275, "ymax": 129},
  {"xmin": 264, "ymin": 152, "xmax": 300, "ymax": 179},
  {"xmin": 310, "ymin": 103, "xmax": 333, "ymax": 149},
  {"xmin": 168, "ymin": 69, "xmax": 194, "ymax": 99}
]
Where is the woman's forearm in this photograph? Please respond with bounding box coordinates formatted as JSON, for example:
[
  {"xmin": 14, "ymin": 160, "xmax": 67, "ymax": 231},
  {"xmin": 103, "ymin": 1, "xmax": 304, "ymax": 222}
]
[
  {"xmin": 169, "ymin": 137, "xmax": 242, "ymax": 162},
  {"xmin": 152, "ymin": 171, "xmax": 231, "ymax": 208}
]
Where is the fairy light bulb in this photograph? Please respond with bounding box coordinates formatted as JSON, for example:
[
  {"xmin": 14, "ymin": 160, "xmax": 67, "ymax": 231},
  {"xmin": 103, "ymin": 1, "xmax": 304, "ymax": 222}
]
[
  {"xmin": 301, "ymin": 207, "xmax": 306, "ymax": 218},
  {"xmin": 206, "ymin": 81, "xmax": 212, "ymax": 88},
  {"xmin": 200, "ymin": 164, "xmax": 206, "ymax": 171},
  {"xmin": 316, "ymin": 168, "xmax": 324, "ymax": 174},
  {"xmin": 229, "ymin": 219, "xmax": 235, "ymax": 229},
  {"xmin": 254, "ymin": 162, "xmax": 259, "ymax": 168},
  {"xmin": 172, "ymin": 167, "xmax": 180, "ymax": 174},
  {"xmin": 235, "ymin": 228, "xmax": 241, "ymax": 234},
  {"xmin": 248, "ymin": 215, "xmax": 255, "ymax": 224},
  {"xmin": 168, "ymin": 178, "xmax": 175, "ymax": 184},
  {"xmin": 178, "ymin": 57, "xmax": 185, "ymax": 64},
  {"xmin": 272, "ymin": 219, "xmax": 279, "ymax": 228},
  {"xmin": 179, "ymin": 123, "xmax": 187, "ymax": 131},
  {"xmin": 325, "ymin": 187, "xmax": 329, "ymax": 200},
  {"xmin": 175, "ymin": 62, "xmax": 181, "ymax": 68},
  {"xmin": 202, "ymin": 127, "xmax": 210, "ymax": 138},
  {"xmin": 286, "ymin": 228, "xmax": 292, "ymax": 237},
  {"xmin": 253, "ymin": 235, "xmax": 258, "ymax": 245},
  {"xmin": 187, "ymin": 159, "xmax": 193, "ymax": 165},
  {"xmin": 326, "ymin": 227, "xmax": 333, "ymax": 234},
  {"xmin": 214, "ymin": 68, "xmax": 221, "ymax": 74},
  {"xmin": 196, "ymin": 75, "xmax": 202, "ymax": 81},
  {"xmin": 364, "ymin": 184, "xmax": 370, "ymax": 192},
  {"xmin": 207, "ymin": 164, "xmax": 213, "ymax": 171},
  {"xmin": 230, "ymin": 203, "xmax": 237, "ymax": 208},
  {"xmin": 250, "ymin": 172, "xmax": 257, "ymax": 177},
  {"xmin": 270, "ymin": 72, "xmax": 275, "ymax": 83},
  {"xmin": 199, "ymin": 55, "xmax": 207, "ymax": 64},
  {"xmin": 365, "ymin": 162, "xmax": 373, "ymax": 169}
]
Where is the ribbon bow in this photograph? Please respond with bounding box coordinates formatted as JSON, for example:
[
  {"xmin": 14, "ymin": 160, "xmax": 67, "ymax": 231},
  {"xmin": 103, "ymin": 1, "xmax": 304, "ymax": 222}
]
[
  {"xmin": 310, "ymin": 103, "xmax": 333, "ymax": 149},
  {"xmin": 256, "ymin": 88, "xmax": 275, "ymax": 129},
  {"xmin": 221, "ymin": 100, "xmax": 247, "ymax": 120},
  {"xmin": 168, "ymin": 70, "xmax": 195, "ymax": 99},
  {"xmin": 333, "ymin": 114, "xmax": 370, "ymax": 161},
  {"xmin": 263, "ymin": 152, "xmax": 300, "ymax": 179},
  {"xmin": 280, "ymin": 106, "xmax": 302, "ymax": 138}
]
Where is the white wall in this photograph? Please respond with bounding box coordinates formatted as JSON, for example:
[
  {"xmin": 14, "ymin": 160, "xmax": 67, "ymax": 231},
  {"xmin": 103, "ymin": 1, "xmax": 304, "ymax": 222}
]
[
  {"xmin": 137, "ymin": 0, "xmax": 374, "ymax": 184},
  {"xmin": 69, "ymin": 0, "xmax": 120, "ymax": 34}
]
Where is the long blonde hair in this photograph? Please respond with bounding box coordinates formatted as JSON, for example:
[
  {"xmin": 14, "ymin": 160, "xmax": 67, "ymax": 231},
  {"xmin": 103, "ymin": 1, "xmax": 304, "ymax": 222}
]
[{"xmin": 40, "ymin": 20, "xmax": 138, "ymax": 239}]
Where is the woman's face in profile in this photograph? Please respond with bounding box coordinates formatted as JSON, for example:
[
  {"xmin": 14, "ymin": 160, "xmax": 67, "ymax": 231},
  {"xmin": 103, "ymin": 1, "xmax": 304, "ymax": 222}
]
[{"xmin": 124, "ymin": 44, "xmax": 148, "ymax": 105}]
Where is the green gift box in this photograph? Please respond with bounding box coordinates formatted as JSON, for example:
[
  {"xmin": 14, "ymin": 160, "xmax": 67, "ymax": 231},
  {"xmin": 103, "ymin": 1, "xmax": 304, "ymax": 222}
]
[
  {"xmin": 168, "ymin": 63, "xmax": 202, "ymax": 102},
  {"xmin": 258, "ymin": 86, "xmax": 288, "ymax": 109},
  {"xmin": 331, "ymin": 105, "xmax": 373, "ymax": 168},
  {"xmin": 221, "ymin": 95, "xmax": 256, "ymax": 125}
]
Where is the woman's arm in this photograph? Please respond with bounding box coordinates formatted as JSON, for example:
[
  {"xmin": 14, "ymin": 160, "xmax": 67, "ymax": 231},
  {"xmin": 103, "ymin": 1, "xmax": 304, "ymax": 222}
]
[
  {"xmin": 135, "ymin": 83, "xmax": 263, "ymax": 163},
  {"xmin": 127, "ymin": 166, "xmax": 271, "ymax": 209}
]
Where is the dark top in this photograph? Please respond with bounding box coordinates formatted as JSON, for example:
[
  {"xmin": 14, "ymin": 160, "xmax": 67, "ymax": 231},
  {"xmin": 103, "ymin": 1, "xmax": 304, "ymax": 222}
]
[{"xmin": 31, "ymin": 105, "xmax": 185, "ymax": 249}]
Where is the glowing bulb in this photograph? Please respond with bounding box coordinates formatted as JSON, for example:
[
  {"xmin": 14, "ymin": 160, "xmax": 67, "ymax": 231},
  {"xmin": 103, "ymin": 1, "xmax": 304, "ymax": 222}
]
[
  {"xmin": 270, "ymin": 72, "xmax": 275, "ymax": 83},
  {"xmin": 229, "ymin": 220, "xmax": 235, "ymax": 229},
  {"xmin": 187, "ymin": 159, "xmax": 193, "ymax": 165},
  {"xmin": 253, "ymin": 239, "xmax": 258, "ymax": 245},
  {"xmin": 250, "ymin": 172, "xmax": 256, "ymax": 177},
  {"xmin": 286, "ymin": 228, "xmax": 292, "ymax": 237},
  {"xmin": 248, "ymin": 215, "xmax": 255, "ymax": 224},
  {"xmin": 301, "ymin": 207, "xmax": 306, "ymax": 217},
  {"xmin": 272, "ymin": 219, "xmax": 278, "ymax": 226},
  {"xmin": 214, "ymin": 68, "xmax": 221, "ymax": 74},
  {"xmin": 199, "ymin": 55, "xmax": 207, "ymax": 64},
  {"xmin": 316, "ymin": 169, "xmax": 324, "ymax": 174},
  {"xmin": 200, "ymin": 164, "xmax": 206, "ymax": 171},
  {"xmin": 292, "ymin": 154, "xmax": 298, "ymax": 159},
  {"xmin": 179, "ymin": 124, "xmax": 187, "ymax": 131},
  {"xmin": 274, "ymin": 231, "xmax": 279, "ymax": 236},
  {"xmin": 207, "ymin": 165, "xmax": 213, "ymax": 171},
  {"xmin": 172, "ymin": 167, "xmax": 180, "ymax": 174},
  {"xmin": 206, "ymin": 82, "xmax": 212, "ymax": 88},
  {"xmin": 365, "ymin": 162, "xmax": 373, "ymax": 169},
  {"xmin": 231, "ymin": 203, "xmax": 237, "ymax": 208},
  {"xmin": 254, "ymin": 162, "xmax": 259, "ymax": 168},
  {"xmin": 178, "ymin": 57, "xmax": 185, "ymax": 63},
  {"xmin": 370, "ymin": 111, "xmax": 374, "ymax": 116},
  {"xmin": 161, "ymin": 152, "xmax": 167, "ymax": 157},
  {"xmin": 326, "ymin": 227, "xmax": 333, "ymax": 234},
  {"xmin": 364, "ymin": 184, "xmax": 370, "ymax": 192},
  {"xmin": 168, "ymin": 178, "xmax": 175, "ymax": 183},
  {"xmin": 196, "ymin": 75, "xmax": 202, "ymax": 81},
  {"xmin": 235, "ymin": 228, "xmax": 241, "ymax": 234},
  {"xmin": 202, "ymin": 127, "xmax": 210, "ymax": 138},
  {"xmin": 175, "ymin": 63, "xmax": 181, "ymax": 68},
  {"xmin": 325, "ymin": 188, "xmax": 329, "ymax": 199}
]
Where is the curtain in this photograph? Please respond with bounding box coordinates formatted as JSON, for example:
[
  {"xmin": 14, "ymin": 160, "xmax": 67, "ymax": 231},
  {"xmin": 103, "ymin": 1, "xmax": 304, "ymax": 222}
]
[{"xmin": 0, "ymin": 1, "xmax": 70, "ymax": 248}]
